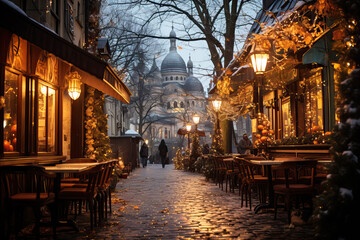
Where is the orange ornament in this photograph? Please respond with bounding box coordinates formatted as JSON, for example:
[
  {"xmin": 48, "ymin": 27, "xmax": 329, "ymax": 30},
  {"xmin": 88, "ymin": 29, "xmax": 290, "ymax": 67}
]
[
  {"xmin": 9, "ymin": 145, "xmax": 13, "ymax": 152},
  {"xmin": 12, "ymin": 138, "xmax": 17, "ymax": 147},
  {"xmin": 3, "ymin": 140, "xmax": 10, "ymax": 152},
  {"xmin": 269, "ymin": 129, "xmax": 274, "ymax": 134},
  {"xmin": 256, "ymin": 134, "xmax": 261, "ymax": 139},
  {"xmin": 10, "ymin": 124, "xmax": 17, "ymax": 134},
  {"xmin": 261, "ymin": 136, "xmax": 268, "ymax": 142},
  {"xmin": 313, "ymin": 140, "xmax": 318, "ymax": 144},
  {"xmin": 325, "ymin": 131, "xmax": 332, "ymax": 136},
  {"xmin": 257, "ymin": 125, "xmax": 264, "ymax": 130},
  {"xmin": 262, "ymin": 130, "xmax": 268, "ymax": 136}
]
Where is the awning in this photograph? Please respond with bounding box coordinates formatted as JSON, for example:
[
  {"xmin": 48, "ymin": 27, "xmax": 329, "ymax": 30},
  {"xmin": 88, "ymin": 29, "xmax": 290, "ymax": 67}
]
[{"xmin": 0, "ymin": 0, "xmax": 131, "ymax": 103}]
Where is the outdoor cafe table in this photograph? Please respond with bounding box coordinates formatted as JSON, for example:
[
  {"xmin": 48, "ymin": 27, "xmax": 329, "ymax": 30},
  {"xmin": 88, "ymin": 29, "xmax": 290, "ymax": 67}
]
[
  {"xmin": 247, "ymin": 158, "xmax": 331, "ymax": 213},
  {"xmin": 44, "ymin": 162, "xmax": 99, "ymax": 230}
]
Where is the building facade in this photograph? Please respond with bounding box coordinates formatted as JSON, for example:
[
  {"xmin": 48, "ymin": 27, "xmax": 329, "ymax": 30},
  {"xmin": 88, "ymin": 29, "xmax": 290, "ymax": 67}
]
[{"xmin": 129, "ymin": 28, "xmax": 211, "ymax": 160}]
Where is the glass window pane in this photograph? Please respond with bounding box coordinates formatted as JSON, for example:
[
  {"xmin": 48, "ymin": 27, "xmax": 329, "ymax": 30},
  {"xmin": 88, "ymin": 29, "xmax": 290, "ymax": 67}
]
[
  {"xmin": 4, "ymin": 70, "xmax": 18, "ymax": 152},
  {"xmin": 47, "ymin": 87, "xmax": 56, "ymax": 152},
  {"xmin": 38, "ymin": 83, "xmax": 47, "ymax": 152}
]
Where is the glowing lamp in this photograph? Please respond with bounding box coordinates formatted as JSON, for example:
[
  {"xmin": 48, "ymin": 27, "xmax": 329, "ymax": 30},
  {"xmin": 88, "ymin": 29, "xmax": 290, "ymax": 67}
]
[
  {"xmin": 193, "ymin": 114, "xmax": 200, "ymax": 125},
  {"xmin": 67, "ymin": 71, "xmax": 82, "ymax": 100},
  {"xmin": 249, "ymin": 43, "xmax": 269, "ymax": 74},
  {"xmin": 145, "ymin": 139, "xmax": 149, "ymax": 145},
  {"xmin": 212, "ymin": 100, "xmax": 222, "ymax": 112},
  {"xmin": 186, "ymin": 124, "xmax": 191, "ymax": 132}
]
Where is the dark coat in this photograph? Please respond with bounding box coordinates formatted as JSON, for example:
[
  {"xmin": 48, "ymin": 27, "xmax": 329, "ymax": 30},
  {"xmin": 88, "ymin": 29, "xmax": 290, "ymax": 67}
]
[
  {"xmin": 158, "ymin": 143, "xmax": 168, "ymax": 158},
  {"xmin": 140, "ymin": 144, "xmax": 149, "ymax": 158}
]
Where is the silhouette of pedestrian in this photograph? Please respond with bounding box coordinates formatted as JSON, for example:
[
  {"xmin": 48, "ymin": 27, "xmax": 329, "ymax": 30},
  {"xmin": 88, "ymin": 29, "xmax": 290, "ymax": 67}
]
[
  {"xmin": 140, "ymin": 142, "xmax": 148, "ymax": 168},
  {"xmin": 158, "ymin": 139, "xmax": 168, "ymax": 168}
]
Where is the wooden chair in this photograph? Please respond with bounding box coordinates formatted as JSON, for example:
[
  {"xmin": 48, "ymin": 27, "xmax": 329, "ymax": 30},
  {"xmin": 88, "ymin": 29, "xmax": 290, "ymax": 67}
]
[
  {"xmin": 237, "ymin": 159, "xmax": 268, "ymax": 210},
  {"xmin": 0, "ymin": 165, "xmax": 56, "ymax": 239},
  {"xmin": 273, "ymin": 160, "xmax": 318, "ymax": 223},
  {"xmin": 58, "ymin": 164, "xmax": 103, "ymax": 230}
]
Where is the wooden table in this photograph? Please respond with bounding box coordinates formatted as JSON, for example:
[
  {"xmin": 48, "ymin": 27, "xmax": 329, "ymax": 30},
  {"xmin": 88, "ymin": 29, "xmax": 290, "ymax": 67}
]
[
  {"xmin": 44, "ymin": 163, "xmax": 99, "ymax": 231},
  {"xmin": 249, "ymin": 158, "xmax": 331, "ymax": 213}
]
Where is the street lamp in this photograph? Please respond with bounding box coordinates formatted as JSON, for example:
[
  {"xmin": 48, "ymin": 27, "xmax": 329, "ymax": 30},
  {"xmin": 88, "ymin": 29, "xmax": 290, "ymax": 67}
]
[
  {"xmin": 186, "ymin": 124, "xmax": 191, "ymax": 149},
  {"xmin": 212, "ymin": 99, "xmax": 222, "ymax": 136},
  {"xmin": 249, "ymin": 42, "xmax": 269, "ymax": 114},
  {"xmin": 192, "ymin": 114, "xmax": 200, "ymax": 131}
]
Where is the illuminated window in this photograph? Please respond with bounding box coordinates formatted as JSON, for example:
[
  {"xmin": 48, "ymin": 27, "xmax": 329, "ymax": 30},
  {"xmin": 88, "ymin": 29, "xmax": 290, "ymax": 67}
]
[
  {"xmin": 281, "ymin": 99, "xmax": 294, "ymax": 138},
  {"xmin": 304, "ymin": 68, "xmax": 324, "ymax": 132},
  {"xmin": 165, "ymin": 128, "xmax": 168, "ymax": 138},
  {"xmin": 159, "ymin": 128, "xmax": 162, "ymax": 138},
  {"xmin": 3, "ymin": 70, "xmax": 19, "ymax": 152},
  {"xmin": 38, "ymin": 83, "xmax": 56, "ymax": 152}
]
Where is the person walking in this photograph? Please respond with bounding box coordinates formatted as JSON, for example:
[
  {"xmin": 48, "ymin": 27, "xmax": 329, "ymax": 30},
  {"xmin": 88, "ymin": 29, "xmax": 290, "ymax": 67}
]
[
  {"xmin": 158, "ymin": 139, "xmax": 168, "ymax": 168},
  {"xmin": 237, "ymin": 133, "xmax": 253, "ymax": 154},
  {"xmin": 140, "ymin": 142, "xmax": 149, "ymax": 168}
]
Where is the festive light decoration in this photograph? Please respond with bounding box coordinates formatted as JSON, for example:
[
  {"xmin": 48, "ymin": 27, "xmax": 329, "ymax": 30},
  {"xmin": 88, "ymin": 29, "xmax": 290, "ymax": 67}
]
[
  {"xmin": 67, "ymin": 71, "xmax": 82, "ymax": 100},
  {"xmin": 186, "ymin": 124, "xmax": 191, "ymax": 132}
]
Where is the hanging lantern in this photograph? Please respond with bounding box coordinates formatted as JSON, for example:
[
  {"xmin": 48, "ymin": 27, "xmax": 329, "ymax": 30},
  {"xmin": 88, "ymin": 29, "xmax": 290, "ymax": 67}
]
[
  {"xmin": 67, "ymin": 71, "xmax": 82, "ymax": 100},
  {"xmin": 249, "ymin": 43, "xmax": 269, "ymax": 74}
]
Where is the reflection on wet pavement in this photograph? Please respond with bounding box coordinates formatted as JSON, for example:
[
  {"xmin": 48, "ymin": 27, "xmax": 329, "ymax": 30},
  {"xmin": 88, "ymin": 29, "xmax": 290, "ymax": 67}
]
[{"xmin": 57, "ymin": 164, "xmax": 315, "ymax": 239}]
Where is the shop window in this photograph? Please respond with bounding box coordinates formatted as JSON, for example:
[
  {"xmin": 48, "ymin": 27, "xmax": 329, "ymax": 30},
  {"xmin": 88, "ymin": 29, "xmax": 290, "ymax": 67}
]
[
  {"xmin": 304, "ymin": 69, "xmax": 324, "ymax": 132},
  {"xmin": 3, "ymin": 70, "xmax": 19, "ymax": 153},
  {"xmin": 38, "ymin": 83, "xmax": 57, "ymax": 153},
  {"xmin": 281, "ymin": 99, "xmax": 294, "ymax": 138}
]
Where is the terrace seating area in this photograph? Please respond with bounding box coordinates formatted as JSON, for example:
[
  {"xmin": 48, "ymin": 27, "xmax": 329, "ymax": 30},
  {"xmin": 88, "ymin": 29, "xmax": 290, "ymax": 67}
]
[{"xmin": 0, "ymin": 159, "xmax": 119, "ymax": 239}]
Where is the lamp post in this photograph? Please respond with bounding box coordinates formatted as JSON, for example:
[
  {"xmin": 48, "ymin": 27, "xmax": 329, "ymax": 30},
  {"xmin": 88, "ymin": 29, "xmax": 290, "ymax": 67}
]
[
  {"xmin": 249, "ymin": 43, "xmax": 269, "ymax": 114},
  {"xmin": 212, "ymin": 99, "xmax": 222, "ymax": 134},
  {"xmin": 192, "ymin": 114, "xmax": 200, "ymax": 131},
  {"xmin": 186, "ymin": 124, "xmax": 191, "ymax": 149}
]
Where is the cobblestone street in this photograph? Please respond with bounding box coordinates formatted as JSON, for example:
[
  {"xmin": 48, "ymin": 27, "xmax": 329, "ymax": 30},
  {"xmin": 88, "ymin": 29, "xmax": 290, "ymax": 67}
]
[{"xmin": 57, "ymin": 164, "xmax": 315, "ymax": 239}]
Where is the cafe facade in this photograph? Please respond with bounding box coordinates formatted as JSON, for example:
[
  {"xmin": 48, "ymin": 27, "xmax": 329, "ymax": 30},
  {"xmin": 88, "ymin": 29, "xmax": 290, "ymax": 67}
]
[
  {"xmin": 217, "ymin": 0, "xmax": 345, "ymax": 155},
  {"xmin": 0, "ymin": 1, "xmax": 131, "ymax": 166}
]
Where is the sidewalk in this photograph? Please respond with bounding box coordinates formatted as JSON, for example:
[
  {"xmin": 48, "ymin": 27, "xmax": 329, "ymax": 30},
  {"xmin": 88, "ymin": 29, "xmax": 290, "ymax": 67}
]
[{"xmin": 56, "ymin": 164, "xmax": 315, "ymax": 239}]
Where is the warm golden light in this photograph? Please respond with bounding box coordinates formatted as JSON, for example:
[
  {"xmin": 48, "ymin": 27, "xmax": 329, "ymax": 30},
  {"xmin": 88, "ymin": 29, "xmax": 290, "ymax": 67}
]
[
  {"xmin": 212, "ymin": 100, "xmax": 222, "ymax": 112},
  {"xmin": 193, "ymin": 114, "xmax": 200, "ymax": 125},
  {"xmin": 186, "ymin": 124, "xmax": 192, "ymax": 132},
  {"xmin": 67, "ymin": 71, "xmax": 82, "ymax": 100},
  {"xmin": 145, "ymin": 139, "xmax": 149, "ymax": 145},
  {"xmin": 249, "ymin": 43, "xmax": 269, "ymax": 74}
]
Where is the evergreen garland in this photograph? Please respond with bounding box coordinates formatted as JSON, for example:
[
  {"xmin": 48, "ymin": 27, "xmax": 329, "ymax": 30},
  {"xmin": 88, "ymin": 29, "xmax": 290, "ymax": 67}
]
[
  {"xmin": 190, "ymin": 132, "xmax": 202, "ymax": 164},
  {"xmin": 84, "ymin": 86, "xmax": 112, "ymax": 162},
  {"xmin": 313, "ymin": 1, "xmax": 360, "ymax": 239},
  {"xmin": 211, "ymin": 122, "xmax": 224, "ymax": 155}
]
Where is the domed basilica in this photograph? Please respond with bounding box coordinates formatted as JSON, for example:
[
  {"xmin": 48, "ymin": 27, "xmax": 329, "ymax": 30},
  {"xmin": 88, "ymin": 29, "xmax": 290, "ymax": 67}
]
[{"xmin": 143, "ymin": 27, "xmax": 210, "ymax": 159}]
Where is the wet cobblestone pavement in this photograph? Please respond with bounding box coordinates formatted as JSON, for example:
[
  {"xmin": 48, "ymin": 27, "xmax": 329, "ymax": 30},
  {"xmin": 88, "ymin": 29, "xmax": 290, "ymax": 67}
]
[{"xmin": 56, "ymin": 164, "xmax": 315, "ymax": 239}]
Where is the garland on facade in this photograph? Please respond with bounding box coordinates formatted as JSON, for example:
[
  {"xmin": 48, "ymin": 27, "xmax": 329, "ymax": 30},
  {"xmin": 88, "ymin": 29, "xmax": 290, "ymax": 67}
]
[
  {"xmin": 216, "ymin": 0, "xmax": 336, "ymax": 101},
  {"xmin": 84, "ymin": 86, "xmax": 112, "ymax": 161},
  {"xmin": 313, "ymin": 0, "xmax": 360, "ymax": 239}
]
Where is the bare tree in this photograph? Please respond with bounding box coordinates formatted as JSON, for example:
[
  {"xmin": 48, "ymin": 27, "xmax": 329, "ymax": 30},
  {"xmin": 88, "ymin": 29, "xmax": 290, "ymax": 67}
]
[
  {"xmin": 106, "ymin": 0, "xmax": 261, "ymax": 152},
  {"xmin": 126, "ymin": 51, "xmax": 165, "ymax": 136}
]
